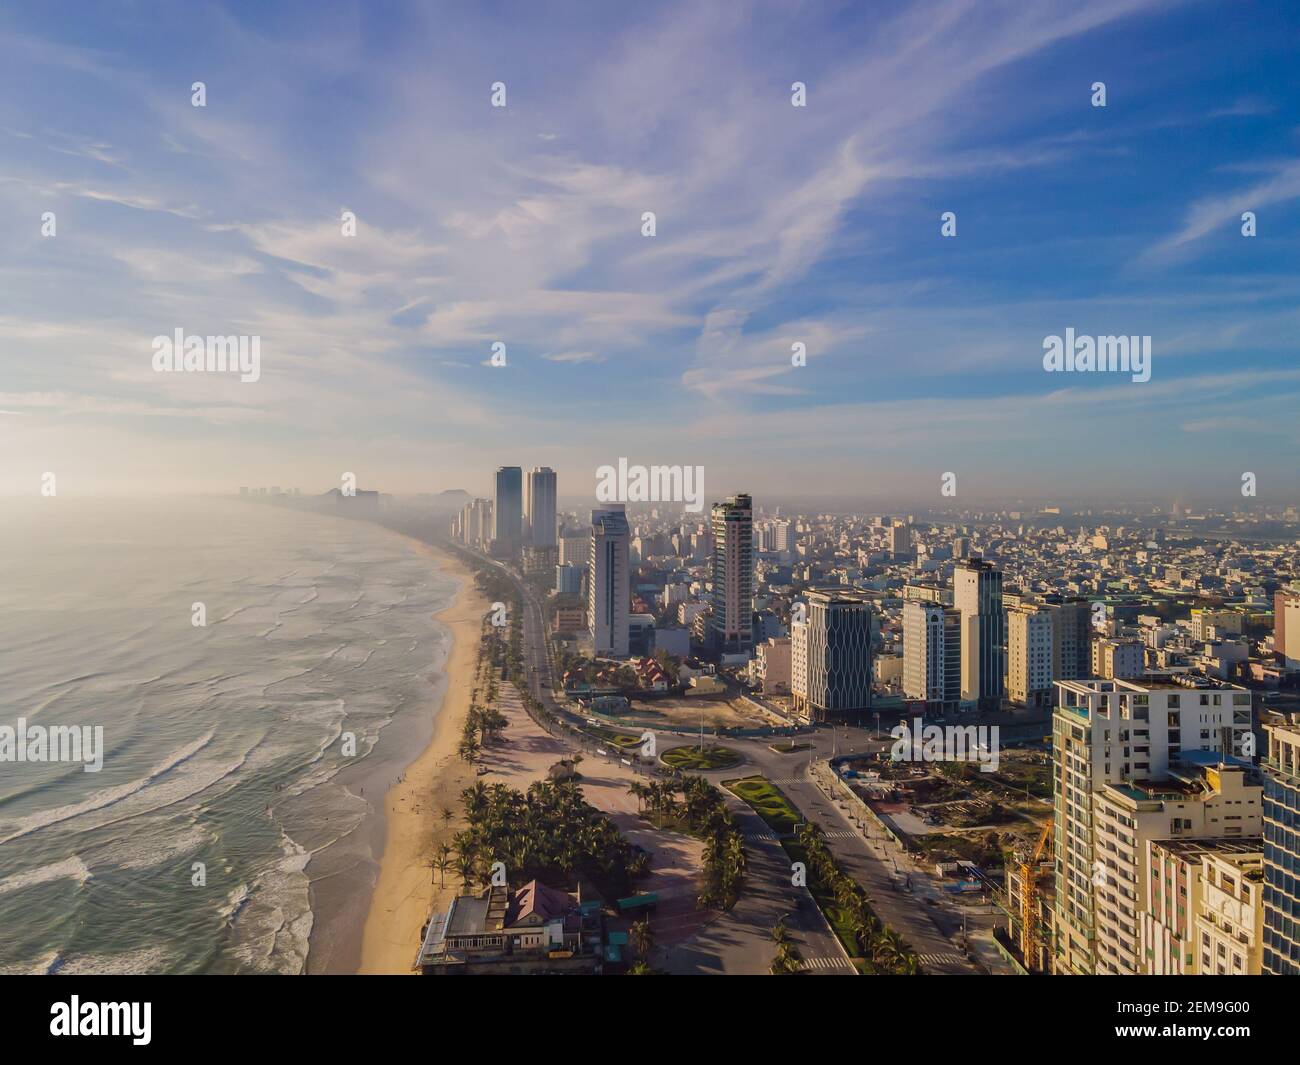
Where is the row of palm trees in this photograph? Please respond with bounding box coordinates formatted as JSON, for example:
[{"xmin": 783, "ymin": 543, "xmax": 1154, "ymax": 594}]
[
  {"xmin": 628, "ymin": 775, "xmax": 746, "ymax": 910},
  {"xmin": 796, "ymin": 822, "xmax": 921, "ymax": 975},
  {"xmin": 458, "ymin": 615, "xmax": 507, "ymax": 762},
  {"xmin": 456, "ymin": 778, "xmax": 649, "ymax": 899}
]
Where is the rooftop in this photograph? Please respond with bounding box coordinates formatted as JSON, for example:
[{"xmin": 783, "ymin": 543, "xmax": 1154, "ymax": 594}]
[{"xmin": 1149, "ymin": 836, "xmax": 1263, "ymax": 863}]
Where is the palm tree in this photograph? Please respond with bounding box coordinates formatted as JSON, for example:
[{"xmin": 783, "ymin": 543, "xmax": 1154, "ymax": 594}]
[
  {"xmin": 872, "ymin": 928, "xmax": 907, "ymax": 970},
  {"xmin": 434, "ymin": 844, "xmax": 452, "ymax": 887},
  {"xmin": 629, "ymin": 918, "xmax": 654, "ymax": 963},
  {"xmin": 770, "ymin": 940, "xmax": 803, "ymax": 975},
  {"xmin": 771, "ymin": 919, "xmax": 790, "ymax": 946}
]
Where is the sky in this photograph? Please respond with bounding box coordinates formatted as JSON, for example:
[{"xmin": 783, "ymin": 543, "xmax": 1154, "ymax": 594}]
[{"xmin": 1, "ymin": 0, "xmax": 1298, "ymax": 504}]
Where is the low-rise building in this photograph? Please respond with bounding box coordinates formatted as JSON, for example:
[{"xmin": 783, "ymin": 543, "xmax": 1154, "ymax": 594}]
[{"xmin": 418, "ymin": 880, "xmax": 600, "ymax": 974}]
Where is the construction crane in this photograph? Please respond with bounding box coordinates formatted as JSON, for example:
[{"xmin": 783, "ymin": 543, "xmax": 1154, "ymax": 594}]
[{"xmin": 1018, "ymin": 820, "xmax": 1052, "ymax": 970}]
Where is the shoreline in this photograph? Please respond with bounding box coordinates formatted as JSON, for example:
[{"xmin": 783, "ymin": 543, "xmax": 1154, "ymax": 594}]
[{"xmin": 354, "ymin": 540, "xmax": 486, "ymax": 974}]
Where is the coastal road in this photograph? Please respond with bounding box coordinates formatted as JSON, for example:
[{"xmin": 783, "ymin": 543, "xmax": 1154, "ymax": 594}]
[{"xmin": 656, "ymin": 794, "xmax": 854, "ymax": 976}]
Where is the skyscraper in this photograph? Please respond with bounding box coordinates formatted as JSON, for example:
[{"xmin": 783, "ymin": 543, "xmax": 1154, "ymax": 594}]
[
  {"xmin": 588, "ymin": 505, "xmax": 630, "ymax": 658},
  {"xmin": 902, "ymin": 600, "xmax": 961, "ymax": 710},
  {"xmin": 954, "ymin": 558, "xmax": 1005, "ymax": 710},
  {"xmin": 794, "ymin": 590, "xmax": 873, "ymax": 723},
  {"xmin": 525, "ymin": 466, "xmax": 557, "ymax": 548},
  {"xmin": 709, "ymin": 493, "xmax": 754, "ymax": 656},
  {"xmin": 493, "ymin": 466, "xmax": 522, "ymax": 557}
]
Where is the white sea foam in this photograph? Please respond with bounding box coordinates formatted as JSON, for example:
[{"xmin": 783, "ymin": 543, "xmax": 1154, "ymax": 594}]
[
  {"xmin": 0, "ymin": 856, "xmax": 92, "ymax": 896},
  {"xmin": 0, "ymin": 730, "xmax": 217, "ymax": 844}
]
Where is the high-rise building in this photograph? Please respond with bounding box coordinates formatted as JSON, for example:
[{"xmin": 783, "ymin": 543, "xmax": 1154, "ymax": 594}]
[
  {"xmin": 902, "ymin": 600, "xmax": 960, "ymax": 710},
  {"xmin": 1097, "ymin": 771, "xmax": 1261, "ymax": 976},
  {"xmin": 493, "ymin": 466, "xmax": 523, "ymax": 557},
  {"xmin": 460, "ymin": 497, "xmax": 493, "ymax": 550},
  {"xmin": 1007, "ymin": 605, "xmax": 1053, "ymax": 709},
  {"xmin": 889, "ymin": 523, "xmax": 912, "ymax": 556},
  {"xmin": 525, "ymin": 466, "xmax": 557, "ymax": 548},
  {"xmin": 1051, "ymin": 677, "xmax": 1255, "ymax": 975},
  {"xmin": 1043, "ymin": 597, "xmax": 1093, "ymax": 682},
  {"xmin": 954, "ymin": 558, "xmax": 1005, "ymax": 710},
  {"xmin": 790, "ymin": 617, "xmax": 808, "ymax": 712},
  {"xmin": 555, "ymin": 563, "xmax": 583, "ymax": 598},
  {"xmin": 792, "ymin": 590, "xmax": 873, "ymax": 723},
  {"xmin": 772, "ymin": 519, "xmax": 793, "ymax": 556},
  {"xmin": 709, "ymin": 494, "xmax": 754, "ymax": 656},
  {"xmin": 1262, "ymin": 717, "xmax": 1300, "ymax": 974},
  {"xmin": 588, "ymin": 506, "xmax": 630, "ymax": 659},
  {"xmin": 558, "ymin": 528, "xmax": 589, "ymax": 567}
]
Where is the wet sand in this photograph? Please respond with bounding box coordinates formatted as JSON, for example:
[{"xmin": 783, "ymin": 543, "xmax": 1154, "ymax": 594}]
[{"xmin": 354, "ymin": 541, "xmax": 487, "ymax": 974}]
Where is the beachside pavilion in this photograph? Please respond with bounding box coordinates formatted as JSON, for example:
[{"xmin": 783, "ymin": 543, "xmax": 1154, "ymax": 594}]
[{"xmin": 418, "ymin": 880, "xmax": 603, "ymax": 974}]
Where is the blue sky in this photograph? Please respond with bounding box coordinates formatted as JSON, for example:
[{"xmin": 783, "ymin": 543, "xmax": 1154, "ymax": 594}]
[{"xmin": 1, "ymin": 0, "xmax": 1298, "ymax": 502}]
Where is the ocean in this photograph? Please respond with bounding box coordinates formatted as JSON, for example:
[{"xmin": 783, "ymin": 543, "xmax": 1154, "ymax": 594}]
[{"xmin": 0, "ymin": 497, "xmax": 457, "ymax": 974}]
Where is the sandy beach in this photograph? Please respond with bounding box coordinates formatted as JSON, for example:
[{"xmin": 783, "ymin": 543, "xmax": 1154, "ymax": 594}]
[{"xmin": 357, "ymin": 542, "xmax": 488, "ymax": 974}]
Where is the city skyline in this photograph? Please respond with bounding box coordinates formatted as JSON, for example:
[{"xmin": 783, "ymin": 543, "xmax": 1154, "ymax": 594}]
[{"xmin": 3, "ymin": 1, "xmax": 1300, "ymax": 500}]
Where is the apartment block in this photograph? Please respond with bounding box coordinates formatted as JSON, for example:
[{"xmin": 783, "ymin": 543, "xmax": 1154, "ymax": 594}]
[
  {"xmin": 1051, "ymin": 676, "xmax": 1255, "ymax": 975},
  {"xmin": 1008, "ymin": 605, "xmax": 1053, "ymax": 709},
  {"xmin": 1089, "ymin": 764, "xmax": 1260, "ymax": 975}
]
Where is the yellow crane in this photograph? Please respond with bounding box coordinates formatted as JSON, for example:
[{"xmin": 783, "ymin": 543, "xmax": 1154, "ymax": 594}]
[{"xmin": 1019, "ymin": 820, "xmax": 1052, "ymax": 969}]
